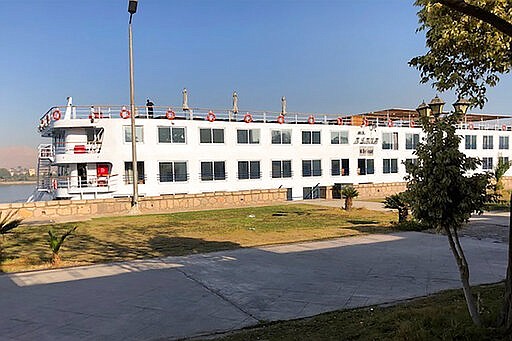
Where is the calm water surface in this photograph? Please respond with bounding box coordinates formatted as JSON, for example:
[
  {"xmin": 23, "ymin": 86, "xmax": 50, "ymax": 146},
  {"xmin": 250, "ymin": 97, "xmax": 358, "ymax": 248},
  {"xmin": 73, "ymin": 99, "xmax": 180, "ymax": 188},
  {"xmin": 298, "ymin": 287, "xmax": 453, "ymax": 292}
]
[{"xmin": 0, "ymin": 184, "xmax": 36, "ymax": 203}]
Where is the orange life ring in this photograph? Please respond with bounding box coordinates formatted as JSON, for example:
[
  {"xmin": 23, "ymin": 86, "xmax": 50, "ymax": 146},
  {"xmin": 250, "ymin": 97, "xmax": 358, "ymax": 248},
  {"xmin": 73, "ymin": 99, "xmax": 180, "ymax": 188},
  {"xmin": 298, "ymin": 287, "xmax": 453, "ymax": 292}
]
[
  {"xmin": 52, "ymin": 179, "xmax": 58, "ymax": 190},
  {"xmin": 166, "ymin": 109, "xmax": 176, "ymax": 120},
  {"xmin": 502, "ymin": 124, "xmax": 507, "ymax": 131},
  {"xmin": 206, "ymin": 111, "xmax": 216, "ymax": 122},
  {"xmin": 243, "ymin": 113, "xmax": 253, "ymax": 123},
  {"xmin": 308, "ymin": 115, "xmax": 315, "ymax": 125},
  {"xmin": 387, "ymin": 119, "xmax": 394, "ymax": 127},
  {"xmin": 120, "ymin": 107, "xmax": 130, "ymax": 119},
  {"xmin": 52, "ymin": 109, "xmax": 61, "ymax": 121},
  {"xmin": 277, "ymin": 115, "xmax": 285, "ymax": 124},
  {"xmin": 337, "ymin": 117, "xmax": 343, "ymax": 125},
  {"xmin": 468, "ymin": 122, "xmax": 474, "ymax": 130},
  {"xmin": 409, "ymin": 120, "xmax": 415, "ymax": 128}
]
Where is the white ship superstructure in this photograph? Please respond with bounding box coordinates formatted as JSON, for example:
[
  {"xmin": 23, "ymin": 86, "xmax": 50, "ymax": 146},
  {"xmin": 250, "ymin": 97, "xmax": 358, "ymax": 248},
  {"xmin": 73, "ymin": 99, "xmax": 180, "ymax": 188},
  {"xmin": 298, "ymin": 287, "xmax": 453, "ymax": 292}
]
[{"xmin": 34, "ymin": 97, "xmax": 512, "ymax": 201}]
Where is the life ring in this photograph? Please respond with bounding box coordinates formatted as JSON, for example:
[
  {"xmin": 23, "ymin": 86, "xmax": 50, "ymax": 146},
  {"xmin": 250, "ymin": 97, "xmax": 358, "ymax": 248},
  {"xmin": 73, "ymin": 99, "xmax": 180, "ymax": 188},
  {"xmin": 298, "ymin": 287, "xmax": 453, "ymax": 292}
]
[
  {"xmin": 387, "ymin": 119, "xmax": 394, "ymax": 127},
  {"xmin": 206, "ymin": 111, "xmax": 216, "ymax": 122},
  {"xmin": 243, "ymin": 113, "xmax": 253, "ymax": 123},
  {"xmin": 502, "ymin": 124, "xmax": 507, "ymax": 131},
  {"xmin": 337, "ymin": 117, "xmax": 343, "ymax": 125},
  {"xmin": 52, "ymin": 109, "xmax": 61, "ymax": 121},
  {"xmin": 409, "ymin": 120, "xmax": 415, "ymax": 128},
  {"xmin": 277, "ymin": 115, "xmax": 285, "ymax": 124},
  {"xmin": 308, "ymin": 115, "xmax": 315, "ymax": 125},
  {"xmin": 52, "ymin": 179, "xmax": 58, "ymax": 190},
  {"xmin": 120, "ymin": 107, "xmax": 130, "ymax": 119},
  {"xmin": 468, "ymin": 122, "xmax": 474, "ymax": 130},
  {"xmin": 362, "ymin": 117, "xmax": 369, "ymax": 127},
  {"xmin": 166, "ymin": 109, "xmax": 176, "ymax": 120}
]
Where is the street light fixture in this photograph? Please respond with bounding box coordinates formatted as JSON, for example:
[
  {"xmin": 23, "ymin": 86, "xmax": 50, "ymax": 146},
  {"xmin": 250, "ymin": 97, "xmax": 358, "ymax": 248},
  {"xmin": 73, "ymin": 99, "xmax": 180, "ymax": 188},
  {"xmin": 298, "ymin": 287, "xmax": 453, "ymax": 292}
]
[
  {"xmin": 453, "ymin": 97, "xmax": 471, "ymax": 115},
  {"xmin": 128, "ymin": 0, "xmax": 138, "ymax": 210},
  {"xmin": 416, "ymin": 95, "xmax": 471, "ymax": 118},
  {"xmin": 415, "ymin": 101, "xmax": 430, "ymax": 117},
  {"xmin": 429, "ymin": 95, "xmax": 445, "ymax": 116}
]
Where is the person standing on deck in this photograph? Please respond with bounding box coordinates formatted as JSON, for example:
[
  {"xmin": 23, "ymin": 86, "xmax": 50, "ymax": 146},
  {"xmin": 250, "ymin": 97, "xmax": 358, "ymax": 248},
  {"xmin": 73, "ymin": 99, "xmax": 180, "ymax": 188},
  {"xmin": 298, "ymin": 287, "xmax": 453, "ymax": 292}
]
[{"xmin": 146, "ymin": 98, "xmax": 154, "ymax": 118}]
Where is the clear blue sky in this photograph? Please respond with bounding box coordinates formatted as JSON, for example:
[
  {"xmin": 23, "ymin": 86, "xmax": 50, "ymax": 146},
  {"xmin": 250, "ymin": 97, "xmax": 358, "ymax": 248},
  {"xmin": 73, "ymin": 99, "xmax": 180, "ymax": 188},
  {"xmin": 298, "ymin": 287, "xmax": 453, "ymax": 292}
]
[{"xmin": 1, "ymin": 0, "xmax": 511, "ymax": 150}]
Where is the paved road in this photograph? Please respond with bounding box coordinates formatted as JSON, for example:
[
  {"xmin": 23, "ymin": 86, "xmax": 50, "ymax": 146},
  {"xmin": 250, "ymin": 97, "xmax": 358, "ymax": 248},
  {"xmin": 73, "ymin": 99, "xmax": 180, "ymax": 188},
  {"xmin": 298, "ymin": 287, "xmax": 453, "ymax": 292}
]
[{"xmin": 0, "ymin": 231, "xmax": 507, "ymax": 341}]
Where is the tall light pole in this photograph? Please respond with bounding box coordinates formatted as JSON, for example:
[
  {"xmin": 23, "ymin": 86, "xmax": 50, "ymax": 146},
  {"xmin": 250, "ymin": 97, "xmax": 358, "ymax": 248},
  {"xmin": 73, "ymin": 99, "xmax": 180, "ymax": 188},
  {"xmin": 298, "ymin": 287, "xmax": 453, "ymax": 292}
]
[{"xmin": 128, "ymin": 0, "xmax": 139, "ymax": 209}]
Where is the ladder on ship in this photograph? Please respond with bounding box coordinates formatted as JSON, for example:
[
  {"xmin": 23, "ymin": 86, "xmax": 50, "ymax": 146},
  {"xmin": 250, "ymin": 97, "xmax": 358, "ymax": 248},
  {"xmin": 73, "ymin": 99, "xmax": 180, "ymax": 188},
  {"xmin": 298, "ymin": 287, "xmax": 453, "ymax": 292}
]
[{"xmin": 27, "ymin": 144, "xmax": 54, "ymax": 202}]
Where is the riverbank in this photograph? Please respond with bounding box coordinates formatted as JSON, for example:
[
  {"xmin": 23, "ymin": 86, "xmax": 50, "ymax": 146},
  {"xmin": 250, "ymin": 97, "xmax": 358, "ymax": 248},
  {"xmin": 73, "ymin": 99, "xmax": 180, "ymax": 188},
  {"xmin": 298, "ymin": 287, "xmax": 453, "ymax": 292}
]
[{"xmin": 0, "ymin": 180, "xmax": 36, "ymax": 186}]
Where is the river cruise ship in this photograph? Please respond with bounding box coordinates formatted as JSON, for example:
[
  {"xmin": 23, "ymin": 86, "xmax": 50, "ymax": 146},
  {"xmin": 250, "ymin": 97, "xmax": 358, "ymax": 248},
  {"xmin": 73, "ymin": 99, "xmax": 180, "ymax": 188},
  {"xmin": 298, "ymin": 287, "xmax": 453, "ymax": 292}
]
[{"xmin": 33, "ymin": 96, "xmax": 512, "ymax": 201}]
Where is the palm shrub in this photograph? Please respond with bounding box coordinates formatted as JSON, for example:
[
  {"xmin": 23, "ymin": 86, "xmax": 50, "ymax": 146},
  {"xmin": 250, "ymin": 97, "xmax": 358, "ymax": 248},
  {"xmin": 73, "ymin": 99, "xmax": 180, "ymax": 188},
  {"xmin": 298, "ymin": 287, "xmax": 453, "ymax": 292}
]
[
  {"xmin": 384, "ymin": 192, "xmax": 409, "ymax": 223},
  {"xmin": 48, "ymin": 226, "xmax": 77, "ymax": 265},
  {"xmin": 341, "ymin": 185, "xmax": 359, "ymax": 211},
  {"xmin": 0, "ymin": 210, "xmax": 23, "ymax": 237},
  {"xmin": 492, "ymin": 158, "xmax": 511, "ymax": 200}
]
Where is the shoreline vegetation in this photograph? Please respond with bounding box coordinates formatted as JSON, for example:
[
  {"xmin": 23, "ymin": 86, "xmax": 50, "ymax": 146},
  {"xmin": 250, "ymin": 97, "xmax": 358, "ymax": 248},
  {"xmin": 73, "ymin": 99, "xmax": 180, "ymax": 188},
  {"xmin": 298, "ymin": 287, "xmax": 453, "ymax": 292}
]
[{"xmin": 0, "ymin": 180, "xmax": 36, "ymax": 186}]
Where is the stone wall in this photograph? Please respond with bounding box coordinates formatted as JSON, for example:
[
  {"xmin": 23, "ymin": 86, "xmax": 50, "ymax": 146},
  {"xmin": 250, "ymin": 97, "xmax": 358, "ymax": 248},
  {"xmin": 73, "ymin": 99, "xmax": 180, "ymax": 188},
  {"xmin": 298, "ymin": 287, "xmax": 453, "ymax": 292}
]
[
  {"xmin": 353, "ymin": 182, "xmax": 407, "ymax": 199},
  {"xmin": 0, "ymin": 189, "xmax": 287, "ymax": 223}
]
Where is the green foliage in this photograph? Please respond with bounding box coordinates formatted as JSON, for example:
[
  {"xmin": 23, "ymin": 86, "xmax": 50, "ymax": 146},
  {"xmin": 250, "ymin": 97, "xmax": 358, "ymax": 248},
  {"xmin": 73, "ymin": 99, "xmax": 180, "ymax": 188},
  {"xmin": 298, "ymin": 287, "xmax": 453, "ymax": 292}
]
[
  {"xmin": 0, "ymin": 210, "xmax": 22, "ymax": 236},
  {"xmin": 492, "ymin": 158, "xmax": 511, "ymax": 198},
  {"xmin": 410, "ymin": 0, "xmax": 512, "ymax": 108},
  {"xmin": 384, "ymin": 192, "xmax": 410, "ymax": 223},
  {"xmin": 48, "ymin": 226, "xmax": 77, "ymax": 262},
  {"xmin": 341, "ymin": 185, "xmax": 359, "ymax": 211},
  {"xmin": 0, "ymin": 168, "xmax": 11, "ymax": 179},
  {"xmin": 405, "ymin": 111, "xmax": 491, "ymax": 231}
]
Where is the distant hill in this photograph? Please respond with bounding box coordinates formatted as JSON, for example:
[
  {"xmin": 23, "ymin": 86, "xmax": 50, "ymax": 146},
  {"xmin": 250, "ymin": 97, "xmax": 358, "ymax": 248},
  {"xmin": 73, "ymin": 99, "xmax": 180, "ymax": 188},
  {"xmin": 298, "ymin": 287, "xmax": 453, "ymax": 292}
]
[{"xmin": 0, "ymin": 146, "xmax": 37, "ymax": 169}]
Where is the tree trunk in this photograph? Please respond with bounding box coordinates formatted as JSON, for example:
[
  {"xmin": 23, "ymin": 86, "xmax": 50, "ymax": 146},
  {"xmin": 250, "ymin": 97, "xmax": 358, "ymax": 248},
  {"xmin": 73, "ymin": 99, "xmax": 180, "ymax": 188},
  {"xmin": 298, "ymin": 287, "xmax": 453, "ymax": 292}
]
[
  {"xmin": 398, "ymin": 208, "xmax": 408, "ymax": 223},
  {"xmin": 444, "ymin": 225, "xmax": 482, "ymax": 326},
  {"xmin": 344, "ymin": 197, "xmax": 352, "ymax": 211},
  {"xmin": 498, "ymin": 199, "xmax": 512, "ymax": 332},
  {"xmin": 51, "ymin": 252, "xmax": 61, "ymax": 266}
]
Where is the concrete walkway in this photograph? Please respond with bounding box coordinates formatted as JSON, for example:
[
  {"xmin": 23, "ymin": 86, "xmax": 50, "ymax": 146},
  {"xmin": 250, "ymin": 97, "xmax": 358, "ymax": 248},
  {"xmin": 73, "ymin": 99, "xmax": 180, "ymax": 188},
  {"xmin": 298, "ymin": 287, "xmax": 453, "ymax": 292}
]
[{"xmin": 0, "ymin": 231, "xmax": 507, "ymax": 340}]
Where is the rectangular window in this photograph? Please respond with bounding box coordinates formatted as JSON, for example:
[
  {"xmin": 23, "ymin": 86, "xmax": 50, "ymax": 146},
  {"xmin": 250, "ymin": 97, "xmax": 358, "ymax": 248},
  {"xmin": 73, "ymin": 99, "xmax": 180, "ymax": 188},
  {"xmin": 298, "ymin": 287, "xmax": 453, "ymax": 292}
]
[
  {"xmin": 465, "ymin": 135, "xmax": 477, "ymax": 149},
  {"xmin": 383, "ymin": 159, "xmax": 398, "ymax": 174},
  {"xmin": 405, "ymin": 133, "xmax": 419, "ymax": 150},
  {"xmin": 158, "ymin": 127, "xmax": 186, "ymax": 143},
  {"xmin": 123, "ymin": 126, "xmax": 144, "ymax": 143},
  {"xmin": 357, "ymin": 159, "xmax": 374, "ymax": 175},
  {"xmin": 483, "ymin": 135, "xmax": 493, "ymax": 149},
  {"xmin": 331, "ymin": 159, "xmax": 349, "ymax": 176},
  {"xmin": 482, "ymin": 157, "xmax": 493, "ymax": 170},
  {"xmin": 200, "ymin": 128, "xmax": 224, "ymax": 143},
  {"xmin": 271, "ymin": 130, "xmax": 292, "ymax": 144},
  {"xmin": 499, "ymin": 136, "xmax": 509, "ymax": 150},
  {"xmin": 201, "ymin": 161, "xmax": 226, "ymax": 181},
  {"xmin": 237, "ymin": 129, "xmax": 260, "ymax": 144},
  {"xmin": 238, "ymin": 161, "xmax": 261, "ymax": 179},
  {"xmin": 302, "ymin": 160, "xmax": 322, "ymax": 177},
  {"xmin": 159, "ymin": 162, "xmax": 188, "ymax": 182},
  {"xmin": 330, "ymin": 131, "xmax": 349, "ymax": 144},
  {"xmin": 382, "ymin": 132, "xmax": 398, "ymax": 150},
  {"xmin": 302, "ymin": 131, "xmax": 321, "ymax": 144},
  {"xmin": 124, "ymin": 161, "xmax": 145, "ymax": 184},
  {"xmin": 272, "ymin": 160, "xmax": 292, "ymax": 178},
  {"xmin": 405, "ymin": 158, "xmax": 418, "ymax": 166}
]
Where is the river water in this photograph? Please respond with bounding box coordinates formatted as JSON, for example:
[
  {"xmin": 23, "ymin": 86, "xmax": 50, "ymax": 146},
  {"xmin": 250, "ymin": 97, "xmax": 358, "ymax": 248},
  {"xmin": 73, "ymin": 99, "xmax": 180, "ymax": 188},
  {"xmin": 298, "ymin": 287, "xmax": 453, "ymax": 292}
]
[{"xmin": 0, "ymin": 184, "xmax": 36, "ymax": 204}]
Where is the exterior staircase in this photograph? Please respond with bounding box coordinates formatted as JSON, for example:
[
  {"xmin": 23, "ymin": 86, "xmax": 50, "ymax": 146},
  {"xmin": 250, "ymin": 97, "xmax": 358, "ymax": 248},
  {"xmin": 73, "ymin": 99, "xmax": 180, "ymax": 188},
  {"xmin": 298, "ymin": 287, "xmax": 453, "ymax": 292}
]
[{"xmin": 27, "ymin": 144, "xmax": 54, "ymax": 202}]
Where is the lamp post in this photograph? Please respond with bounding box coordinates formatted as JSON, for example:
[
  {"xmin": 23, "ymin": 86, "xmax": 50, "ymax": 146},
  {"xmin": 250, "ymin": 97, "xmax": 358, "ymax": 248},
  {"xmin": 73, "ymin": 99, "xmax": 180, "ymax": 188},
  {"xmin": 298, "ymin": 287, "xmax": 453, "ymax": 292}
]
[
  {"xmin": 416, "ymin": 95, "xmax": 470, "ymax": 117},
  {"xmin": 128, "ymin": 0, "xmax": 139, "ymax": 209}
]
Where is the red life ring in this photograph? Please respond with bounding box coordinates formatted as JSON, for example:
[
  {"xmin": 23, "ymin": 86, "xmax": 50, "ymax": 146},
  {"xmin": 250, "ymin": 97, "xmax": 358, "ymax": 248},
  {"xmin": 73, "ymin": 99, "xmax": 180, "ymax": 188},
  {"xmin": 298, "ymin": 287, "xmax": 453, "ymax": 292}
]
[
  {"xmin": 409, "ymin": 120, "xmax": 415, "ymax": 128},
  {"xmin": 277, "ymin": 115, "xmax": 285, "ymax": 124},
  {"xmin": 206, "ymin": 111, "xmax": 216, "ymax": 122},
  {"xmin": 337, "ymin": 117, "xmax": 343, "ymax": 125},
  {"xmin": 52, "ymin": 179, "xmax": 58, "ymax": 190},
  {"xmin": 243, "ymin": 113, "xmax": 253, "ymax": 123},
  {"xmin": 362, "ymin": 117, "xmax": 369, "ymax": 127},
  {"xmin": 468, "ymin": 122, "xmax": 474, "ymax": 130},
  {"xmin": 502, "ymin": 124, "xmax": 507, "ymax": 131},
  {"xmin": 120, "ymin": 107, "xmax": 130, "ymax": 119},
  {"xmin": 166, "ymin": 109, "xmax": 176, "ymax": 120},
  {"xmin": 387, "ymin": 119, "xmax": 394, "ymax": 127},
  {"xmin": 308, "ymin": 115, "xmax": 315, "ymax": 125},
  {"xmin": 52, "ymin": 109, "xmax": 61, "ymax": 121}
]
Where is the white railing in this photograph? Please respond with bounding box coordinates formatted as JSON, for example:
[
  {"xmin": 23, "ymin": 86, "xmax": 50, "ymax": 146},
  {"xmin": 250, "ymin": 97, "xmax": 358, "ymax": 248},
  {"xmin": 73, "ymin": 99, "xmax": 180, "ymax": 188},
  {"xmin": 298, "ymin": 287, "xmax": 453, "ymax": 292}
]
[
  {"xmin": 38, "ymin": 144, "xmax": 54, "ymax": 159},
  {"xmin": 46, "ymin": 175, "xmax": 118, "ymax": 193},
  {"xmin": 54, "ymin": 142, "xmax": 102, "ymax": 155}
]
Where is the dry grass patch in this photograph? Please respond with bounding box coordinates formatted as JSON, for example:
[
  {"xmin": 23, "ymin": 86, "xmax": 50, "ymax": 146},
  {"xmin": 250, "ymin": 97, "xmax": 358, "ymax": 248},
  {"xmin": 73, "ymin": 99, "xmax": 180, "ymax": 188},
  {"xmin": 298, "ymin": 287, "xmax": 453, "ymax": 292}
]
[{"xmin": 0, "ymin": 204, "xmax": 395, "ymax": 272}]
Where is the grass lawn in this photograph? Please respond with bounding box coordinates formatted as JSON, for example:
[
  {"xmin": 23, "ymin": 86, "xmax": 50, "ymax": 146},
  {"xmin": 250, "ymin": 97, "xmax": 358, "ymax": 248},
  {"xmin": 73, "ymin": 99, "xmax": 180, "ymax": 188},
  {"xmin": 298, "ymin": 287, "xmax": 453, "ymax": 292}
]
[
  {"xmin": 0, "ymin": 204, "xmax": 395, "ymax": 273},
  {"xmin": 213, "ymin": 283, "xmax": 508, "ymax": 341}
]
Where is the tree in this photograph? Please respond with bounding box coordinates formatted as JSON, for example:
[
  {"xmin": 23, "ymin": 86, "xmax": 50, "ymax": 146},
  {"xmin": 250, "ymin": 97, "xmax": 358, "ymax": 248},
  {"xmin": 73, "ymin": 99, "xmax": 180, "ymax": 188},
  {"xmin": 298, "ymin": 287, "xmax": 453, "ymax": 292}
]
[
  {"xmin": 0, "ymin": 210, "xmax": 22, "ymax": 236},
  {"xmin": 383, "ymin": 192, "xmax": 409, "ymax": 223},
  {"xmin": 405, "ymin": 111, "xmax": 490, "ymax": 326},
  {"xmin": 341, "ymin": 185, "xmax": 359, "ymax": 211},
  {"xmin": 410, "ymin": 0, "xmax": 512, "ymax": 330},
  {"xmin": 48, "ymin": 226, "xmax": 77, "ymax": 266},
  {"xmin": 492, "ymin": 158, "xmax": 511, "ymax": 200},
  {"xmin": 0, "ymin": 168, "xmax": 11, "ymax": 180}
]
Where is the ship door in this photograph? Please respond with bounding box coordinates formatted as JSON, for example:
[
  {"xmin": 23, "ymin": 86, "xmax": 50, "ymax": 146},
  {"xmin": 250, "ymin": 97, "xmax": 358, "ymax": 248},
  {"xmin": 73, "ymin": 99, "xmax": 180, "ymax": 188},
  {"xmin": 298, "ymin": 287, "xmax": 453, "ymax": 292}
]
[{"xmin": 77, "ymin": 163, "xmax": 88, "ymax": 187}]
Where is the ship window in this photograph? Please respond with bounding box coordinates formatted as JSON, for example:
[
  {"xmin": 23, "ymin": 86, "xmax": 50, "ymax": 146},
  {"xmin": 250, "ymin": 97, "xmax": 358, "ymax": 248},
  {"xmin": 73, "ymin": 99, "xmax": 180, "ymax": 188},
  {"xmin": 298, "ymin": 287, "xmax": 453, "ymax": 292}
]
[
  {"xmin": 382, "ymin": 132, "xmax": 398, "ymax": 150},
  {"xmin": 465, "ymin": 135, "xmax": 477, "ymax": 149},
  {"xmin": 302, "ymin": 131, "xmax": 321, "ymax": 144},
  {"xmin": 201, "ymin": 161, "xmax": 226, "ymax": 181},
  {"xmin": 271, "ymin": 130, "xmax": 292, "ymax": 144},
  {"xmin": 200, "ymin": 128, "xmax": 224, "ymax": 143},
  {"xmin": 158, "ymin": 127, "xmax": 186, "ymax": 144},
  {"xmin": 499, "ymin": 136, "xmax": 509, "ymax": 150},
  {"xmin": 237, "ymin": 129, "xmax": 260, "ymax": 144},
  {"xmin": 483, "ymin": 135, "xmax": 494, "ymax": 149},
  {"xmin": 357, "ymin": 158, "xmax": 374, "ymax": 175},
  {"xmin": 482, "ymin": 157, "xmax": 493, "ymax": 170},
  {"xmin": 123, "ymin": 126, "xmax": 144, "ymax": 143},
  {"xmin": 159, "ymin": 162, "xmax": 188, "ymax": 182},
  {"xmin": 405, "ymin": 133, "xmax": 419, "ymax": 150},
  {"xmin": 405, "ymin": 158, "xmax": 418, "ymax": 167},
  {"xmin": 272, "ymin": 160, "xmax": 292, "ymax": 178},
  {"xmin": 330, "ymin": 131, "xmax": 348, "ymax": 144},
  {"xmin": 238, "ymin": 161, "xmax": 261, "ymax": 179},
  {"xmin": 331, "ymin": 159, "xmax": 349, "ymax": 176},
  {"xmin": 302, "ymin": 160, "xmax": 322, "ymax": 177},
  {"xmin": 383, "ymin": 159, "xmax": 398, "ymax": 174},
  {"xmin": 124, "ymin": 161, "xmax": 145, "ymax": 184}
]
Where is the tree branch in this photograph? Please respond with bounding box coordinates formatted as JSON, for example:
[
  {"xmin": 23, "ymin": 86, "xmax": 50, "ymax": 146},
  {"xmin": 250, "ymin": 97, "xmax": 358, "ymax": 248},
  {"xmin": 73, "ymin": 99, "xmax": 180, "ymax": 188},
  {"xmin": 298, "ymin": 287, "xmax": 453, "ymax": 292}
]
[{"xmin": 436, "ymin": 0, "xmax": 512, "ymax": 38}]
